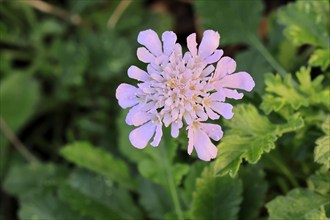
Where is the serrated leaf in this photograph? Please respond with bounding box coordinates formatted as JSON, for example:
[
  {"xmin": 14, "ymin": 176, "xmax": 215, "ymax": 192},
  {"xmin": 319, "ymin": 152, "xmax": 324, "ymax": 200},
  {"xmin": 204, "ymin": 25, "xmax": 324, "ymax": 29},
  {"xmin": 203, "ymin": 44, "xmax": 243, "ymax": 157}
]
[
  {"xmin": 309, "ymin": 49, "xmax": 330, "ymax": 71},
  {"xmin": 194, "ymin": 0, "xmax": 263, "ymax": 46},
  {"xmin": 214, "ymin": 104, "xmax": 303, "ymax": 177},
  {"xmin": 278, "ymin": 0, "xmax": 330, "ymax": 49},
  {"xmin": 266, "ymin": 188, "xmax": 330, "ymax": 220},
  {"xmin": 191, "ymin": 168, "xmax": 243, "ymax": 220},
  {"xmin": 261, "ymin": 67, "xmax": 330, "ymax": 114},
  {"xmin": 60, "ymin": 141, "xmax": 133, "ymax": 189},
  {"xmin": 314, "ymin": 116, "xmax": 330, "ymax": 169},
  {"xmin": 308, "ymin": 168, "xmax": 330, "ymax": 195},
  {"xmin": 261, "ymin": 73, "xmax": 308, "ymax": 114},
  {"xmin": 238, "ymin": 166, "xmax": 268, "ymax": 220}
]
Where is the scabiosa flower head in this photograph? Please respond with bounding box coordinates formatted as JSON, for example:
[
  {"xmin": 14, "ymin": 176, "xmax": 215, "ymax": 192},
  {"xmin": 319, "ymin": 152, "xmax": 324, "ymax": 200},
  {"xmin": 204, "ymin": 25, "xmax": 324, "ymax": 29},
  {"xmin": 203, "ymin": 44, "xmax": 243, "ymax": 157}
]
[{"xmin": 116, "ymin": 29, "xmax": 255, "ymax": 161}]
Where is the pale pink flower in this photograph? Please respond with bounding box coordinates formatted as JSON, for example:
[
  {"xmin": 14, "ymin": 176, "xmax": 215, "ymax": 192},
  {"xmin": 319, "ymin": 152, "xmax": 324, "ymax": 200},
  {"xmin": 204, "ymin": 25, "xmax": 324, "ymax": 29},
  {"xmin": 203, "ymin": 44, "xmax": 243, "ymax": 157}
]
[{"xmin": 116, "ymin": 29, "xmax": 255, "ymax": 161}]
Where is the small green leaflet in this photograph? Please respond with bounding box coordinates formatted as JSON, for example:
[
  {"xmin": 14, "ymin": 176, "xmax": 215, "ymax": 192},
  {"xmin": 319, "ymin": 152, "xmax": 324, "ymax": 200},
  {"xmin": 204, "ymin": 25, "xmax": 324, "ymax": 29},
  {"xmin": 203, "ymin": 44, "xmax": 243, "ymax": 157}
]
[
  {"xmin": 261, "ymin": 67, "xmax": 330, "ymax": 115},
  {"xmin": 213, "ymin": 104, "xmax": 303, "ymax": 177},
  {"xmin": 309, "ymin": 49, "xmax": 330, "ymax": 71},
  {"xmin": 314, "ymin": 116, "xmax": 330, "ymax": 169},
  {"xmin": 266, "ymin": 188, "xmax": 330, "ymax": 220}
]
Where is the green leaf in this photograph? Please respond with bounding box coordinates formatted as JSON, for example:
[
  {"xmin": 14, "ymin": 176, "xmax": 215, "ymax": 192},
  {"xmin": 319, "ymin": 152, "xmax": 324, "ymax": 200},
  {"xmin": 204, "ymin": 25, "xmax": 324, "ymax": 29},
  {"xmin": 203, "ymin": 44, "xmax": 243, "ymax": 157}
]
[
  {"xmin": 214, "ymin": 104, "xmax": 303, "ymax": 177},
  {"xmin": 278, "ymin": 0, "xmax": 330, "ymax": 49},
  {"xmin": 2, "ymin": 162, "xmax": 79, "ymax": 220},
  {"xmin": 183, "ymin": 162, "xmax": 205, "ymax": 202},
  {"xmin": 0, "ymin": 73, "xmax": 40, "ymax": 131},
  {"xmin": 59, "ymin": 169, "xmax": 141, "ymax": 220},
  {"xmin": 138, "ymin": 178, "xmax": 172, "ymax": 220},
  {"xmin": 261, "ymin": 73, "xmax": 308, "ymax": 114},
  {"xmin": 238, "ymin": 166, "xmax": 268, "ymax": 220},
  {"xmin": 194, "ymin": 0, "xmax": 263, "ymax": 46},
  {"xmin": 19, "ymin": 190, "xmax": 79, "ymax": 220},
  {"xmin": 60, "ymin": 141, "xmax": 133, "ymax": 189},
  {"xmin": 314, "ymin": 116, "xmax": 330, "ymax": 169},
  {"xmin": 309, "ymin": 49, "xmax": 330, "ymax": 71},
  {"xmin": 2, "ymin": 163, "xmax": 65, "ymax": 195},
  {"xmin": 308, "ymin": 167, "xmax": 330, "ymax": 195},
  {"xmin": 191, "ymin": 168, "xmax": 243, "ymax": 220},
  {"xmin": 266, "ymin": 188, "xmax": 330, "ymax": 220},
  {"xmin": 261, "ymin": 67, "xmax": 330, "ymax": 114}
]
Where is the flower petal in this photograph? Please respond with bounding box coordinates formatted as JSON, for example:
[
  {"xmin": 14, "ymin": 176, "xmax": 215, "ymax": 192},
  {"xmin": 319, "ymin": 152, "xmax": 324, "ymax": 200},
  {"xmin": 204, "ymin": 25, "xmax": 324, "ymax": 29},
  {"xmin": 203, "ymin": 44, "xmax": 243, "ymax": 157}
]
[
  {"xmin": 129, "ymin": 121, "xmax": 156, "ymax": 149},
  {"xmin": 201, "ymin": 65, "xmax": 215, "ymax": 77},
  {"xmin": 162, "ymin": 31, "xmax": 177, "ymax": 56},
  {"xmin": 191, "ymin": 126, "xmax": 218, "ymax": 161},
  {"xmin": 221, "ymin": 88, "xmax": 244, "ymax": 100},
  {"xmin": 150, "ymin": 123, "xmax": 163, "ymax": 147},
  {"xmin": 116, "ymin": 83, "xmax": 139, "ymax": 109},
  {"xmin": 137, "ymin": 47, "xmax": 156, "ymax": 63},
  {"xmin": 187, "ymin": 33, "xmax": 197, "ymax": 57},
  {"xmin": 137, "ymin": 29, "xmax": 162, "ymax": 56},
  {"xmin": 187, "ymin": 128, "xmax": 194, "ymax": 155},
  {"xmin": 131, "ymin": 111, "xmax": 153, "ymax": 126},
  {"xmin": 214, "ymin": 56, "xmax": 237, "ymax": 79},
  {"xmin": 209, "ymin": 91, "xmax": 225, "ymax": 102},
  {"xmin": 198, "ymin": 30, "xmax": 220, "ymax": 60},
  {"xmin": 171, "ymin": 120, "xmax": 183, "ymax": 138},
  {"xmin": 126, "ymin": 103, "xmax": 142, "ymax": 125},
  {"xmin": 204, "ymin": 49, "xmax": 223, "ymax": 64},
  {"xmin": 205, "ymin": 106, "xmax": 219, "ymax": 120},
  {"xmin": 200, "ymin": 123, "xmax": 223, "ymax": 141},
  {"xmin": 219, "ymin": 72, "xmax": 255, "ymax": 92},
  {"xmin": 128, "ymin": 66, "xmax": 149, "ymax": 81},
  {"xmin": 210, "ymin": 102, "xmax": 234, "ymax": 119}
]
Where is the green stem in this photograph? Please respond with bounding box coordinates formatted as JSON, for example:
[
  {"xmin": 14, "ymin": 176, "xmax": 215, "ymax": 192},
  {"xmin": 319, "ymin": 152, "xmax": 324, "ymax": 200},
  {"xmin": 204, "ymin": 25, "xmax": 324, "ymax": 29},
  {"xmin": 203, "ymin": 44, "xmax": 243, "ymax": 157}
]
[
  {"xmin": 248, "ymin": 34, "xmax": 287, "ymax": 77},
  {"xmin": 266, "ymin": 154, "xmax": 299, "ymax": 188},
  {"xmin": 160, "ymin": 136, "xmax": 184, "ymax": 220}
]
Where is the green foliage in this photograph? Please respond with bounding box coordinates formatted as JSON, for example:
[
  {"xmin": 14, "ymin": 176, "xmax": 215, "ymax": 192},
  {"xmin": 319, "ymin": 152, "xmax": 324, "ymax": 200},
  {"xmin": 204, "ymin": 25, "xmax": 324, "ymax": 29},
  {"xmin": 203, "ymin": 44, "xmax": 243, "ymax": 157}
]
[
  {"xmin": 60, "ymin": 142, "xmax": 134, "ymax": 189},
  {"xmin": 214, "ymin": 104, "xmax": 303, "ymax": 177},
  {"xmin": 238, "ymin": 166, "xmax": 268, "ymax": 220},
  {"xmin": 278, "ymin": 0, "xmax": 330, "ymax": 49},
  {"xmin": 261, "ymin": 67, "xmax": 330, "ymax": 114},
  {"xmin": 191, "ymin": 168, "xmax": 243, "ymax": 220},
  {"xmin": 0, "ymin": 73, "xmax": 40, "ymax": 132},
  {"xmin": 194, "ymin": 0, "xmax": 263, "ymax": 46},
  {"xmin": 58, "ymin": 169, "xmax": 142, "ymax": 220},
  {"xmin": 309, "ymin": 49, "xmax": 330, "ymax": 71},
  {"xmin": 2, "ymin": 163, "xmax": 79, "ymax": 220},
  {"xmin": 266, "ymin": 188, "xmax": 330, "ymax": 220},
  {"xmin": 314, "ymin": 116, "xmax": 330, "ymax": 169},
  {"xmin": 278, "ymin": 0, "xmax": 330, "ymax": 71},
  {"xmin": 308, "ymin": 168, "xmax": 330, "ymax": 195},
  {"xmin": 138, "ymin": 178, "xmax": 172, "ymax": 220},
  {"xmin": 1, "ymin": 0, "xmax": 330, "ymax": 219}
]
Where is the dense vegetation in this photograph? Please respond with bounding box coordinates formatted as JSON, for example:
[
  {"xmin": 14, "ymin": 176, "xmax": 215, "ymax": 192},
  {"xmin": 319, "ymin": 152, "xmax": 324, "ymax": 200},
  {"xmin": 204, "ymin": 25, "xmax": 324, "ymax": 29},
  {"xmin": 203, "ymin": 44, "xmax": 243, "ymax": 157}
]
[{"xmin": 0, "ymin": 0, "xmax": 329, "ymax": 219}]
